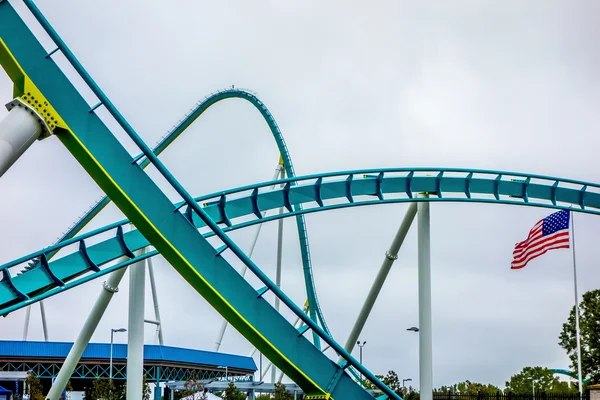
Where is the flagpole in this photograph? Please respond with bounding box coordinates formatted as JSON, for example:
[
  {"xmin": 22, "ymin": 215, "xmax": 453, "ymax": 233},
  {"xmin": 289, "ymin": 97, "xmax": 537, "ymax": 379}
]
[{"xmin": 570, "ymin": 210, "xmax": 583, "ymax": 395}]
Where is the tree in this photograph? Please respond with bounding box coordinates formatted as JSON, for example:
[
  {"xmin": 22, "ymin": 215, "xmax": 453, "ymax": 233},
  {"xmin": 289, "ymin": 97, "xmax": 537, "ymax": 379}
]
[
  {"xmin": 360, "ymin": 371, "xmax": 412, "ymax": 396},
  {"xmin": 222, "ymin": 382, "xmax": 246, "ymax": 400},
  {"xmin": 118, "ymin": 375, "xmax": 152, "ymax": 400},
  {"xmin": 178, "ymin": 374, "xmax": 206, "ymax": 400},
  {"xmin": 361, "ymin": 375, "xmax": 384, "ymax": 391},
  {"xmin": 255, "ymin": 395, "xmax": 271, "ymax": 400},
  {"xmin": 435, "ymin": 381, "xmax": 500, "ymax": 395},
  {"xmin": 90, "ymin": 378, "xmax": 120, "ymax": 400},
  {"xmin": 559, "ymin": 289, "xmax": 600, "ymax": 384},
  {"xmin": 25, "ymin": 374, "xmax": 44, "ymax": 400},
  {"xmin": 273, "ymin": 382, "xmax": 292, "ymax": 400},
  {"xmin": 505, "ymin": 366, "xmax": 576, "ymax": 394},
  {"xmin": 381, "ymin": 371, "xmax": 402, "ymax": 394},
  {"xmin": 405, "ymin": 390, "xmax": 420, "ymax": 400}
]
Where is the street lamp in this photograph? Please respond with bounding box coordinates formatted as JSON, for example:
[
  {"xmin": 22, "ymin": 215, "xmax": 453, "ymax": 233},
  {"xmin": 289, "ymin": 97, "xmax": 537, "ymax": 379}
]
[
  {"xmin": 109, "ymin": 328, "xmax": 127, "ymax": 381},
  {"xmin": 532, "ymin": 379, "xmax": 538, "ymax": 400},
  {"xmin": 403, "ymin": 378, "xmax": 412, "ymax": 388},
  {"xmin": 357, "ymin": 341, "xmax": 366, "ymax": 387},
  {"xmin": 218, "ymin": 365, "xmax": 229, "ymax": 381},
  {"xmin": 406, "ymin": 327, "xmax": 419, "ymax": 332}
]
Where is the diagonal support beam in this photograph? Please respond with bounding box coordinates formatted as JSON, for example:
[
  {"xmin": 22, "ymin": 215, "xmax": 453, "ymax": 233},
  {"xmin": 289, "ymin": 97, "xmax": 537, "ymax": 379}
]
[
  {"xmin": 46, "ymin": 257, "xmax": 129, "ymax": 399},
  {"xmin": 341, "ymin": 202, "xmax": 417, "ymax": 359}
]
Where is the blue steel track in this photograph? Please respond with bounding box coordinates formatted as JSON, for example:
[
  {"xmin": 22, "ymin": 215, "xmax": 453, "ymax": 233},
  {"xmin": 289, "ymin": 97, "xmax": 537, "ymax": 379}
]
[{"xmin": 0, "ymin": 0, "xmax": 596, "ymax": 398}]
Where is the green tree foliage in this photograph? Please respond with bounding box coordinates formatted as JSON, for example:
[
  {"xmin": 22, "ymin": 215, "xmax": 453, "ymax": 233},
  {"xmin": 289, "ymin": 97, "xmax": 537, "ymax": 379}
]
[
  {"xmin": 360, "ymin": 371, "xmax": 418, "ymax": 397},
  {"xmin": 382, "ymin": 371, "xmax": 402, "ymax": 394},
  {"xmin": 505, "ymin": 366, "xmax": 577, "ymax": 394},
  {"xmin": 177, "ymin": 374, "xmax": 205, "ymax": 399},
  {"xmin": 91, "ymin": 378, "xmax": 120, "ymax": 400},
  {"xmin": 91, "ymin": 376, "xmax": 151, "ymax": 400},
  {"xmin": 360, "ymin": 375, "xmax": 384, "ymax": 391},
  {"xmin": 406, "ymin": 391, "xmax": 420, "ymax": 400},
  {"xmin": 435, "ymin": 381, "xmax": 500, "ymax": 395},
  {"xmin": 559, "ymin": 289, "xmax": 600, "ymax": 384},
  {"xmin": 273, "ymin": 382, "xmax": 293, "ymax": 400},
  {"xmin": 118, "ymin": 375, "xmax": 151, "ymax": 400},
  {"xmin": 255, "ymin": 395, "xmax": 271, "ymax": 400},
  {"xmin": 222, "ymin": 382, "xmax": 246, "ymax": 400},
  {"xmin": 25, "ymin": 374, "xmax": 44, "ymax": 400}
]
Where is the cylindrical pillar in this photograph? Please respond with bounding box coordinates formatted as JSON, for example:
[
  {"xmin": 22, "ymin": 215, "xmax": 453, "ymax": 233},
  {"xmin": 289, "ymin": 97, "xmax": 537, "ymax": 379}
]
[
  {"xmin": 147, "ymin": 257, "xmax": 164, "ymax": 345},
  {"xmin": 127, "ymin": 249, "xmax": 146, "ymax": 400},
  {"xmin": 22, "ymin": 306, "xmax": 31, "ymax": 341},
  {"xmin": 0, "ymin": 105, "xmax": 43, "ymax": 177},
  {"xmin": 272, "ymin": 169, "xmax": 285, "ymax": 383},
  {"xmin": 40, "ymin": 301, "xmax": 49, "ymax": 341},
  {"xmin": 45, "ymin": 265, "xmax": 129, "ymax": 399},
  {"xmin": 417, "ymin": 194, "xmax": 432, "ymax": 400},
  {"xmin": 153, "ymin": 383, "xmax": 162, "ymax": 400},
  {"xmin": 341, "ymin": 203, "xmax": 417, "ymax": 359}
]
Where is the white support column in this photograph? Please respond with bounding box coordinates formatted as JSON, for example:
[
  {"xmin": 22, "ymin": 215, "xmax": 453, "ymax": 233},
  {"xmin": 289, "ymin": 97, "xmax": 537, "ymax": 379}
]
[
  {"xmin": 272, "ymin": 168, "xmax": 285, "ymax": 383},
  {"xmin": 127, "ymin": 249, "xmax": 146, "ymax": 400},
  {"xmin": 22, "ymin": 306, "xmax": 31, "ymax": 341},
  {"xmin": 418, "ymin": 194, "xmax": 432, "ymax": 400},
  {"xmin": 341, "ymin": 203, "xmax": 417, "ymax": 360},
  {"xmin": 40, "ymin": 301, "xmax": 49, "ymax": 341},
  {"xmin": 0, "ymin": 103, "xmax": 44, "ymax": 178},
  {"xmin": 214, "ymin": 162, "xmax": 284, "ymax": 352},
  {"xmin": 46, "ymin": 265, "xmax": 129, "ymax": 399},
  {"xmin": 147, "ymin": 257, "xmax": 164, "ymax": 345}
]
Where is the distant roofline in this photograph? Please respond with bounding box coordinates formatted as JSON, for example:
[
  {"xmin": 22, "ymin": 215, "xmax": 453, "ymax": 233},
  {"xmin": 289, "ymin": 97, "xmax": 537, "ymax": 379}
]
[{"xmin": 0, "ymin": 340, "xmax": 256, "ymax": 373}]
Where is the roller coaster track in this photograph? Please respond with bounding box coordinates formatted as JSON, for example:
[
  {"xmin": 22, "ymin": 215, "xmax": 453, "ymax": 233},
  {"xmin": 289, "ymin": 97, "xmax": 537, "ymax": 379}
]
[
  {"xmin": 0, "ymin": 2, "xmax": 392, "ymax": 398},
  {"xmin": 18, "ymin": 86, "xmax": 328, "ymax": 349},
  {"xmin": 1, "ymin": 1, "xmax": 597, "ymax": 398},
  {"xmin": 3, "ymin": 167, "xmax": 600, "ymax": 316}
]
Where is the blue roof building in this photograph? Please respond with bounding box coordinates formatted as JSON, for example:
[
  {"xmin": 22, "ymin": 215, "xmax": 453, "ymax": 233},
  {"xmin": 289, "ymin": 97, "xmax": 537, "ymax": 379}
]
[{"xmin": 0, "ymin": 340, "xmax": 256, "ymax": 382}]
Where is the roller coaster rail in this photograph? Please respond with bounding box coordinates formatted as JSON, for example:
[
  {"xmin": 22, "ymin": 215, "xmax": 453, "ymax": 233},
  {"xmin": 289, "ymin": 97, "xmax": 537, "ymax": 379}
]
[{"xmin": 0, "ymin": 0, "xmax": 593, "ymax": 399}]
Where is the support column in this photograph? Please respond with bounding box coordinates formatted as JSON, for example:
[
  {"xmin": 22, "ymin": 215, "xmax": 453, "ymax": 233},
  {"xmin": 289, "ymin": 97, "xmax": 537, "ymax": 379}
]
[
  {"xmin": 127, "ymin": 249, "xmax": 146, "ymax": 400},
  {"xmin": 0, "ymin": 103, "xmax": 43, "ymax": 178},
  {"xmin": 153, "ymin": 383, "xmax": 162, "ymax": 400},
  {"xmin": 22, "ymin": 306, "xmax": 31, "ymax": 340},
  {"xmin": 341, "ymin": 203, "xmax": 417, "ymax": 359},
  {"xmin": 272, "ymin": 170, "xmax": 285, "ymax": 383},
  {"xmin": 418, "ymin": 194, "xmax": 432, "ymax": 400},
  {"xmin": 40, "ymin": 301, "xmax": 49, "ymax": 341},
  {"xmin": 147, "ymin": 257, "xmax": 164, "ymax": 345},
  {"xmin": 46, "ymin": 265, "xmax": 129, "ymax": 399}
]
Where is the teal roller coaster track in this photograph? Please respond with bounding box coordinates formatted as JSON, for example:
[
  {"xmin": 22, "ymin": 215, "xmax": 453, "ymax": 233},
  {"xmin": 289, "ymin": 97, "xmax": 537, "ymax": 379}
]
[{"xmin": 0, "ymin": 1, "xmax": 593, "ymax": 399}]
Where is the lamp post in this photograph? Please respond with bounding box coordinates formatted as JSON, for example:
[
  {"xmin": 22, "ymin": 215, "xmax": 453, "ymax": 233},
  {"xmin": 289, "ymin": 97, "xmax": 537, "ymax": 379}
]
[
  {"xmin": 218, "ymin": 365, "xmax": 229, "ymax": 381},
  {"xmin": 109, "ymin": 328, "xmax": 127, "ymax": 381},
  {"xmin": 403, "ymin": 378, "xmax": 413, "ymax": 397},
  {"xmin": 407, "ymin": 327, "xmax": 419, "ymax": 332},
  {"xmin": 356, "ymin": 341, "xmax": 366, "ymax": 387},
  {"xmin": 532, "ymin": 379, "xmax": 538, "ymax": 400}
]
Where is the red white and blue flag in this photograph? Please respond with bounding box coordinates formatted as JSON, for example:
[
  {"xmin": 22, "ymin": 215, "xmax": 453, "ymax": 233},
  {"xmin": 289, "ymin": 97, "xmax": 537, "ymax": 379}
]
[{"xmin": 511, "ymin": 210, "xmax": 571, "ymax": 269}]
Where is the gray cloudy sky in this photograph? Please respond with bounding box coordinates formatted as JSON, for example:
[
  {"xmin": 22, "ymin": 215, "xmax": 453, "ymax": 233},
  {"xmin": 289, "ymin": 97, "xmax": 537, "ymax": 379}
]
[{"xmin": 1, "ymin": 0, "xmax": 599, "ymax": 391}]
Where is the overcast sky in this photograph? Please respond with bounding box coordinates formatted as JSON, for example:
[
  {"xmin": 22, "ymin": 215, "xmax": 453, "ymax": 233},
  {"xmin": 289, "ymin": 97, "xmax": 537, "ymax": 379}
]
[{"xmin": 1, "ymin": 0, "xmax": 599, "ymax": 391}]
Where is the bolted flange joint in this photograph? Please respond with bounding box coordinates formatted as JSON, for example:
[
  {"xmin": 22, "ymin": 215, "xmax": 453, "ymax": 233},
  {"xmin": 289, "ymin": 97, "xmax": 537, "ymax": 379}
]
[{"xmin": 102, "ymin": 281, "xmax": 119, "ymax": 294}]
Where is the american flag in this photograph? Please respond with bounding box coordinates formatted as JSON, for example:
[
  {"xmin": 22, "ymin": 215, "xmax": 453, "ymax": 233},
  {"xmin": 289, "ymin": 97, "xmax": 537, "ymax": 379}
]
[{"xmin": 511, "ymin": 210, "xmax": 571, "ymax": 270}]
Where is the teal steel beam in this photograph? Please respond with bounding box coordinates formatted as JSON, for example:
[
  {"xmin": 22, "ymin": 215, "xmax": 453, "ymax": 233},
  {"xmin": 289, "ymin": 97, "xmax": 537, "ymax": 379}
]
[
  {"xmin": 2, "ymin": 167, "xmax": 600, "ymax": 316},
  {"xmin": 0, "ymin": 4, "xmax": 383, "ymax": 397}
]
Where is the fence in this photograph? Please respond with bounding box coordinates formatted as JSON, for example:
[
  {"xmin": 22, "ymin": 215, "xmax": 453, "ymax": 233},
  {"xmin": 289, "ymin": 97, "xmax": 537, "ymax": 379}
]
[{"xmin": 433, "ymin": 392, "xmax": 588, "ymax": 400}]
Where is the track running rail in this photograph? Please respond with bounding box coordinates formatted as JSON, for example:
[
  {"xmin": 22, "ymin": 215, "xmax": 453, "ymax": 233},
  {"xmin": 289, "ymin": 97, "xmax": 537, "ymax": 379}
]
[
  {"xmin": 3, "ymin": 167, "xmax": 600, "ymax": 314},
  {"xmin": 1, "ymin": 2, "xmax": 396, "ymax": 398}
]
